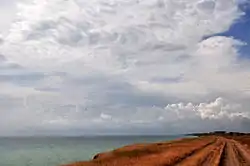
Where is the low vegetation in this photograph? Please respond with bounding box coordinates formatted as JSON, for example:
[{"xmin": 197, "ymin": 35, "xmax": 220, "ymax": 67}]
[{"xmin": 62, "ymin": 133, "xmax": 250, "ymax": 166}]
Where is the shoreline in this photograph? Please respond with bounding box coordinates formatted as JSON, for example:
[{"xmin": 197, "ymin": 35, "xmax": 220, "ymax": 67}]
[{"xmin": 62, "ymin": 134, "xmax": 250, "ymax": 166}]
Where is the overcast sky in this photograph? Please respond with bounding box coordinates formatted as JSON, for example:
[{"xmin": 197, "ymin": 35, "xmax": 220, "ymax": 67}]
[{"xmin": 0, "ymin": 0, "xmax": 250, "ymax": 136}]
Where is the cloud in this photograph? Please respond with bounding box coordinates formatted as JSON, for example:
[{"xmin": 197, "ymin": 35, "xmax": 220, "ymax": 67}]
[
  {"xmin": 1, "ymin": 97, "xmax": 247, "ymax": 135},
  {"xmin": 0, "ymin": 35, "xmax": 4, "ymax": 45},
  {"xmin": 164, "ymin": 97, "xmax": 246, "ymax": 120},
  {"xmin": 0, "ymin": 0, "xmax": 249, "ymax": 135},
  {"xmin": 0, "ymin": 0, "xmax": 17, "ymax": 34},
  {"xmin": 1, "ymin": 0, "xmax": 243, "ymax": 69},
  {"xmin": 132, "ymin": 36, "xmax": 250, "ymax": 99}
]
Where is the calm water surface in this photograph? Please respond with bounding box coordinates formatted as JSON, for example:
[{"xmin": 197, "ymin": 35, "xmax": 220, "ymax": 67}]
[{"xmin": 0, "ymin": 135, "xmax": 186, "ymax": 166}]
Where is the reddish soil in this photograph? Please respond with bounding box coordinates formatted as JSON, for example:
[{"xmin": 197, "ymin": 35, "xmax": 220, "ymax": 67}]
[{"xmin": 62, "ymin": 136, "xmax": 250, "ymax": 166}]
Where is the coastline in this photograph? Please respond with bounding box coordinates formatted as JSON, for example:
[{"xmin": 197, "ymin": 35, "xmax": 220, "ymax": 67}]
[{"xmin": 62, "ymin": 133, "xmax": 250, "ymax": 166}]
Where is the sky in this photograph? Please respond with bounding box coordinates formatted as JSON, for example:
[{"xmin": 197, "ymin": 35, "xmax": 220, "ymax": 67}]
[{"xmin": 0, "ymin": 0, "xmax": 250, "ymax": 136}]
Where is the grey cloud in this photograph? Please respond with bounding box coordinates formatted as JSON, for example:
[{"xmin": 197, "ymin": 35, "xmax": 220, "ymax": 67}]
[
  {"xmin": 0, "ymin": 0, "xmax": 16, "ymax": 6},
  {"xmin": 144, "ymin": 43, "xmax": 187, "ymax": 52},
  {"xmin": 0, "ymin": 0, "xmax": 249, "ymax": 135},
  {"xmin": 35, "ymin": 87, "xmax": 60, "ymax": 92},
  {"xmin": 64, "ymin": 74, "xmax": 175, "ymax": 107},
  {"xmin": 0, "ymin": 95, "xmax": 23, "ymax": 108},
  {"xmin": 151, "ymin": 76, "xmax": 183, "ymax": 83},
  {"xmin": 241, "ymin": 118, "xmax": 250, "ymax": 130},
  {"xmin": 0, "ymin": 37, "xmax": 4, "ymax": 45},
  {"xmin": 0, "ymin": 54, "xmax": 6, "ymax": 62},
  {"xmin": 0, "ymin": 71, "xmax": 45, "ymax": 86},
  {"xmin": 0, "ymin": 54, "xmax": 45, "ymax": 85},
  {"xmin": 0, "ymin": 55, "xmax": 67, "ymax": 87},
  {"xmin": 0, "ymin": 72, "xmax": 44, "ymax": 81}
]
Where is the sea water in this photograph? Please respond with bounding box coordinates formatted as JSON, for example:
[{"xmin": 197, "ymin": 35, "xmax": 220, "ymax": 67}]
[{"xmin": 0, "ymin": 135, "xmax": 185, "ymax": 166}]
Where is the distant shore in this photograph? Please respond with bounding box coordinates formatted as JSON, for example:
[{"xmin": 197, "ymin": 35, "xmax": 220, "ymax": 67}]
[
  {"xmin": 187, "ymin": 131, "xmax": 250, "ymax": 137},
  {"xmin": 62, "ymin": 133, "xmax": 250, "ymax": 166}
]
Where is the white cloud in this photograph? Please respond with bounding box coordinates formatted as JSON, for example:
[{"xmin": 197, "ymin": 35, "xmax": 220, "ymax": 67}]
[
  {"xmin": 100, "ymin": 113, "xmax": 112, "ymax": 120},
  {"xmin": 132, "ymin": 36, "xmax": 250, "ymax": 99},
  {"xmin": 0, "ymin": 0, "xmax": 17, "ymax": 35},
  {"xmin": 1, "ymin": 0, "xmax": 243, "ymax": 69},
  {"xmin": 0, "ymin": 0, "xmax": 249, "ymax": 135},
  {"xmin": 164, "ymin": 97, "xmax": 245, "ymax": 120}
]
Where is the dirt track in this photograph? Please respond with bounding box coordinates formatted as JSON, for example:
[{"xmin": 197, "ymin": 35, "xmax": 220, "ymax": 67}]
[
  {"xmin": 221, "ymin": 139, "xmax": 250, "ymax": 166},
  {"xmin": 176, "ymin": 138, "xmax": 250, "ymax": 166},
  {"xmin": 63, "ymin": 136, "xmax": 250, "ymax": 166}
]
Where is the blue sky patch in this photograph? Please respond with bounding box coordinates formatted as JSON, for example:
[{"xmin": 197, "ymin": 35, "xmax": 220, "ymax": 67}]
[{"xmin": 219, "ymin": 5, "xmax": 250, "ymax": 58}]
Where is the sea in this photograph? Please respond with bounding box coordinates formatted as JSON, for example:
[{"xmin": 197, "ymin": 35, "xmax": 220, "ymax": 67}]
[{"xmin": 0, "ymin": 135, "xmax": 186, "ymax": 166}]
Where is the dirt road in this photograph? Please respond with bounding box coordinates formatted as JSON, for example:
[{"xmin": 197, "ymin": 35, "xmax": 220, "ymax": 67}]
[
  {"xmin": 62, "ymin": 137, "xmax": 250, "ymax": 166},
  {"xmin": 175, "ymin": 138, "xmax": 250, "ymax": 166},
  {"xmin": 220, "ymin": 139, "xmax": 250, "ymax": 166}
]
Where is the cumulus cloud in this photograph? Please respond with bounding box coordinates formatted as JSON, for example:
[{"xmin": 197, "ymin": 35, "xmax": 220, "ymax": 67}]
[
  {"xmin": 0, "ymin": 0, "xmax": 249, "ymax": 135},
  {"xmin": 165, "ymin": 97, "xmax": 245, "ymax": 120}
]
